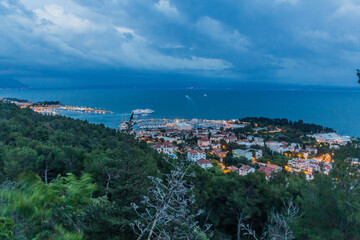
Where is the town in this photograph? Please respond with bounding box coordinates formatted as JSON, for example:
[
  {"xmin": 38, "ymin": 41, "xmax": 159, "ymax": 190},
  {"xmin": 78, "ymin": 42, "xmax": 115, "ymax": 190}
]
[
  {"xmin": 3, "ymin": 96, "xmax": 357, "ymax": 180},
  {"xmin": 0, "ymin": 97, "xmax": 113, "ymax": 115},
  {"xmin": 128, "ymin": 117, "xmax": 356, "ymax": 180}
]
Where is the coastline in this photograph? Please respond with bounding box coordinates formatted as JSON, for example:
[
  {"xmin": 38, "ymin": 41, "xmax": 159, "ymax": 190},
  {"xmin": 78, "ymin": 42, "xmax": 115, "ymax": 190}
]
[{"xmin": 0, "ymin": 88, "xmax": 359, "ymax": 137}]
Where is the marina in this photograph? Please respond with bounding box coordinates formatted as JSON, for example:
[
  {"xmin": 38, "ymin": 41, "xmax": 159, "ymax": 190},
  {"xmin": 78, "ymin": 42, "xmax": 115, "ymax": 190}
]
[{"xmin": 119, "ymin": 118, "xmax": 246, "ymax": 131}]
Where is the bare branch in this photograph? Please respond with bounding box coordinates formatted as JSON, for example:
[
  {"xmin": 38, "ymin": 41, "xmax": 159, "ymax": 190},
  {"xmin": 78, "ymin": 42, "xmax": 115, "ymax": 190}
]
[{"xmin": 130, "ymin": 159, "xmax": 210, "ymax": 239}]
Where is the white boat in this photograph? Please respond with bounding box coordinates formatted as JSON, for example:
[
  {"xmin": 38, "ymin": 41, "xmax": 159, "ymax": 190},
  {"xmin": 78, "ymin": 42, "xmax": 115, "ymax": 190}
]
[{"xmin": 132, "ymin": 109, "xmax": 155, "ymax": 115}]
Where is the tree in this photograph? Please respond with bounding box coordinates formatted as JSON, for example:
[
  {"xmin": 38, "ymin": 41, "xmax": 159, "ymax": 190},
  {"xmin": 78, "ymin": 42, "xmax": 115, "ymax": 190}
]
[
  {"xmin": 130, "ymin": 160, "xmax": 210, "ymax": 240},
  {"xmin": 265, "ymin": 201, "xmax": 299, "ymax": 240},
  {"xmin": 123, "ymin": 113, "xmax": 136, "ymax": 134},
  {"xmin": 240, "ymin": 201, "xmax": 300, "ymax": 240},
  {"xmin": 296, "ymin": 161, "xmax": 360, "ymax": 239},
  {"xmin": 0, "ymin": 217, "xmax": 14, "ymax": 239},
  {"xmin": 0, "ymin": 173, "xmax": 98, "ymax": 239}
]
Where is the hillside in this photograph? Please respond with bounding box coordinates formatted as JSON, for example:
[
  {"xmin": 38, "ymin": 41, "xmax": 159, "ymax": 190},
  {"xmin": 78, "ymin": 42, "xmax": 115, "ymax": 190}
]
[{"xmin": 0, "ymin": 102, "xmax": 359, "ymax": 239}]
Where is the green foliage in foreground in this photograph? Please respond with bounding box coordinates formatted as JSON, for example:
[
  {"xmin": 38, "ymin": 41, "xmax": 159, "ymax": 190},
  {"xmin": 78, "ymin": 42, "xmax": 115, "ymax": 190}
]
[
  {"xmin": 1, "ymin": 174, "xmax": 96, "ymax": 239},
  {"xmin": 0, "ymin": 102, "xmax": 359, "ymax": 239}
]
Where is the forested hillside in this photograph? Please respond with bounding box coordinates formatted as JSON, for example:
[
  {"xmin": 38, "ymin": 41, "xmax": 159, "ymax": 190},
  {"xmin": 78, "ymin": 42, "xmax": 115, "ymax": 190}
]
[{"xmin": 0, "ymin": 102, "xmax": 359, "ymax": 240}]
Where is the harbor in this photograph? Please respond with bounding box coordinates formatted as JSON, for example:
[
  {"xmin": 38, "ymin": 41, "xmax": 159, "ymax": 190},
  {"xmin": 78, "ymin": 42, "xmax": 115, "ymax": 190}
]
[{"xmin": 119, "ymin": 117, "xmax": 247, "ymax": 131}]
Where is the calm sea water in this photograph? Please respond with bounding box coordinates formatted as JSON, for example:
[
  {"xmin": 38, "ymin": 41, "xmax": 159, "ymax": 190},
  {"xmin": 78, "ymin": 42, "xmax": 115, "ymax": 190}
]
[{"xmin": 1, "ymin": 88, "xmax": 360, "ymax": 137}]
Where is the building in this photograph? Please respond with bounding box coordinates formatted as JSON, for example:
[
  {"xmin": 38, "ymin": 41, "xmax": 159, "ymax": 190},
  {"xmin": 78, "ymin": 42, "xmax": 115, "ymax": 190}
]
[
  {"xmin": 239, "ymin": 164, "xmax": 255, "ymax": 176},
  {"xmin": 152, "ymin": 141, "xmax": 179, "ymax": 155},
  {"xmin": 265, "ymin": 141, "xmax": 282, "ymax": 148},
  {"xmin": 278, "ymin": 146, "xmax": 291, "ymax": 154},
  {"xmin": 232, "ymin": 149, "xmax": 253, "ymax": 161},
  {"xmin": 237, "ymin": 141, "xmax": 254, "ymax": 149},
  {"xmin": 229, "ymin": 123, "xmax": 247, "ymax": 129},
  {"xmin": 224, "ymin": 136, "xmax": 237, "ymax": 143},
  {"xmin": 258, "ymin": 167, "xmax": 274, "ymax": 180},
  {"xmin": 247, "ymin": 135, "xmax": 255, "ymax": 141},
  {"xmin": 257, "ymin": 162, "xmax": 282, "ymax": 179},
  {"xmin": 266, "ymin": 141, "xmax": 285, "ymax": 153},
  {"xmin": 265, "ymin": 163, "xmax": 282, "ymax": 172},
  {"xmin": 197, "ymin": 159, "xmax": 213, "ymax": 169},
  {"xmin": 211, "ymin": 134, "xmax": 225, "ymax": 142},
  {"xmin": 198, "ymin": 137, "xmax": 211, "ymax": 149},
  {"xmin": 258, "ymin": 164, "xmax": 282, "ymax": 180},
  {"xmin": 287, "ymin": 159, "xmax": 309, "ymax": 173},
  {"xmin": 253, "ymin": 137, "xmax": 265, "ymax": 146},
  {"xmin": 330, "ymin": 144, "xmax": 340, "ymax": 150},
  {"xmin": 227, "ymin": 166, "xmax": 239, "ymax": 172},
  {"xmin": 305, "ymin": 146, "xmax": 318, "ymax": 155},
  {"xmin": 187, "ymin": 150, "xmax": 206, "ymax": 162},
  {"xmin": 173, "ymin": 122, "xmax": 192, "ymax": 131},
  {"xmin": 211, "ymin": 143, "xmax": 221, "ymax": 149},
  {"xmin": 290, "ymin": 143, "xmax": 300, "ymax": 149},
  {"xmin": 297, "ymin": 150, "xmax": 309, "ymax": 159},
  {"xmin": 347, "ymin": 158, "xmax": 360, "ymax": 166},
  {"xmin": 252, "ymin": 149, "xmax": 263, "ymax": 159},
  {"xmin": 308, "ymin": 132, "xmax": 352, "ymax": 145},
  {"xmin": 307, "ymin": 159, "xmax": 333, "ymax": 175}
]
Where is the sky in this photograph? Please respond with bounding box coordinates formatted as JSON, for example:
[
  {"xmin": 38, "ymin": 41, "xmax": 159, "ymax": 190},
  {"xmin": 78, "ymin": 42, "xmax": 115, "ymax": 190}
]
[{"xmin": 0, "ymin": 0, "xmax": 360, "ymax": 88}]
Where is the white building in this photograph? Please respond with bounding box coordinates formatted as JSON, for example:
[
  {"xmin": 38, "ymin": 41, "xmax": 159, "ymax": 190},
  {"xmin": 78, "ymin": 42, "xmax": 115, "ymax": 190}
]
[
  {"xmin": 198, "ymin": 137, "xmax": 211, "ymax": 149},
  {"xmin": 173, "ymin": 122, "xmax": 192, "ymax": 131},
  {"xmin": 229, "ymin": 123, "xmax": 247, "ymax": 129},
  {"xmin": 252, "ymin": 149, "xmax": 263, "ymax": 159},
  {"xmin": 287, "ymin": 159, "xmax": 309, "ymax": 173},
  {"xmin": 297, "ymin": 150, "xmax": 309, "ymax": 159},
  {"xmin": 330, "ymin": 144, "xmax": 340, "ymax": 150},
  {"xmin": 305, "ymin": 146, "xmax": 318, "ymax": 155},
  {"xmin": 152, "ymin": 142, "xmax": 179, "ymax": 155},
  {"xmin": 211, "ymin": 134, "xmax": 225, "ymax": 142},
  {"xmin": 253, "ymin": 137, "xmax": 265, "ymax": 146},
  {"xmin": 290, "ymin": 143, "xmax": 300, "ymax": 149},
  {"xmin": 197, "ymin": 159, "xmax": 213, "ymax": 169},
  {"xmin": 232, "ymin": 149, "xmax": 253, "ymax": 161},
  {"xmin": 265, "ymin": 141, "xmax": 282, "ymax": 148},
  {"xmin": 224, "ymin": 136, "xmax": 237, "ymax": 143},
  {"xmin": 247, "ymin": 135, "xmax": 255, "ymax": 141},
  {"xmin": 308, "ymin": 132, "xmax": 352, "ymax": 145},
  {"xmin": 239, "ymin": 164, "xmax": 255, "ymax": 176},
  {"xmin": 187, "ymin": 150, "xmax": 206, "ymax": 162},
  {"xmin": 347, "ymin": 158, "xmax": 360, "ymax": 166},
  {"xmin": 307, "ymin": 159, "xmax": 332, "ymax": 175},
  {"xmin": 237, "ymin": 141, "xmax": 254, "ymax": 149},
  {"xmin": 265, "ymin": 141, "xmax": 283, "ymax": 152}
]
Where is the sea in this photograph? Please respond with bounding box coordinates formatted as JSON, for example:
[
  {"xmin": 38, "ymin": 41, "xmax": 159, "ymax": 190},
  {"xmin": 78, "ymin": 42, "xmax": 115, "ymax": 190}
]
[{"xmin": 1, "ymin": 88, "xmax": 360, "ymax": 137}]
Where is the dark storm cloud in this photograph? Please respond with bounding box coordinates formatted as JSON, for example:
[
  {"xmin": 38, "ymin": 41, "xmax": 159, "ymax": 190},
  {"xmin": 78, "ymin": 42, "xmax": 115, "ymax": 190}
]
[{"xmin": 1, "ymin": 0, "xmax": 359, "ymax": 86}]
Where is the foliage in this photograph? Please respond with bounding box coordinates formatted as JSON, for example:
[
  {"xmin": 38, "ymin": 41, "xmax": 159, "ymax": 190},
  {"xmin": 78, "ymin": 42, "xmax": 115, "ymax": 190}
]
[
  {"xmin": 0, "ymin": 102, "xmax": 160, "ymax": 239},
  {"xmin": 130, "ymin": 160, "xmax": 210, "ymax": 239},
  {"xmin": 0, "ymin": 102, "xmax": 359, "ymax": 239},
  {"xmin": 240, "ymin": 117, "xmax": 334, "ymax": 133},
  {"xmin": 0, "ymin": 217, "xmax": 14, "ymax": 240},
  {"xmin": 0, "ymin": 173, "xmax": 97, "ymax": 239}
]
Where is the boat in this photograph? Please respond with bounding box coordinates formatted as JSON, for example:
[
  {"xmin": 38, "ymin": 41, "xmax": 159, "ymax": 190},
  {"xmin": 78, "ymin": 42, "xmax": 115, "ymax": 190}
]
[{"xmin": 132, "ymin": 109, "xmax": 155, "ymax": 115}]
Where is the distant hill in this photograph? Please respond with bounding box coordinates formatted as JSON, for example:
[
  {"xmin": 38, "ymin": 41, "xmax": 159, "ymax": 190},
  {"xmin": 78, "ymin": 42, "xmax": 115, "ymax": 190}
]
[{"xmin": 0, "ymin": 79, "xmax": 27, "ymax": 89}]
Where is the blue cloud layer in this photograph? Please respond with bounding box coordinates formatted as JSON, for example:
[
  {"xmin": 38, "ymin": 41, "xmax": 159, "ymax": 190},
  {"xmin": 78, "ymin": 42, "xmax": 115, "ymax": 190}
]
[{"xmin": 1, "ymin": 0, "xmax": 359, "ymax": 86}]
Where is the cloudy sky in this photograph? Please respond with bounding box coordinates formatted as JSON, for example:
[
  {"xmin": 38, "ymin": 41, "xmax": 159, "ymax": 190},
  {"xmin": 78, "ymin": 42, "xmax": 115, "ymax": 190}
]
[{"xmin": 1, "ymin": 0, "xmax": 359, "ymax": 87}]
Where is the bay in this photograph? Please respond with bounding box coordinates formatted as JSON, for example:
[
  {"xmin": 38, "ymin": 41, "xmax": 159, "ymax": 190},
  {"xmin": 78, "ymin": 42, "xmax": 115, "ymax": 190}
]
[{"xmin": 1, "ymin": 88, "xmax": 359, "ymax": 137}]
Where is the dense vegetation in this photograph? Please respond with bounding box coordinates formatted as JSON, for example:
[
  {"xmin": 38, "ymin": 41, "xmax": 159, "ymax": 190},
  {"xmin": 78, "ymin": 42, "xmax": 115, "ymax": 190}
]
[
  {"xmin": 240, "ymin": 117, "xmax": 334, "ymax": 133},
  {"xmin": 0, "ymin": 102, "xmax": 359, "ymax": 239}
]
